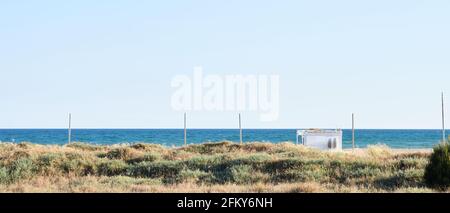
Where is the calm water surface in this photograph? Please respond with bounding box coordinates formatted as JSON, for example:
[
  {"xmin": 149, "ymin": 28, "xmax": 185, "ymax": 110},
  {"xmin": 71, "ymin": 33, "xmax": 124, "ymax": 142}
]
[{"xmin": 0, "ymin": 129, "xmax": 448, "ymax": 148}]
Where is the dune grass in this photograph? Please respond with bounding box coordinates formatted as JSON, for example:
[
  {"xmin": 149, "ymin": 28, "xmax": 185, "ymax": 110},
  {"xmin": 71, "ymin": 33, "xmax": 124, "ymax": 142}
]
[{"xmin": 0, "ymin": 141, "xmax": 439, "ymax": 192}]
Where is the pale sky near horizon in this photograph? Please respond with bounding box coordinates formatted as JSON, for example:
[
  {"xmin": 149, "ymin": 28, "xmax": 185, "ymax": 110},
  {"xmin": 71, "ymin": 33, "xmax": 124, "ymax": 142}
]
[{"xmin": 1, "ymin": 0, "xmax": 450, "ymax": 129}]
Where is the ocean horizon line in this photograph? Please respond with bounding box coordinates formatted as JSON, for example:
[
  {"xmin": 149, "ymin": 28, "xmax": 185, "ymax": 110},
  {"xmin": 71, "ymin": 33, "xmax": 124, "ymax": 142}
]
[{"xmin": 0, "ymin": 128, "xmax": 448, "ymax": 130}]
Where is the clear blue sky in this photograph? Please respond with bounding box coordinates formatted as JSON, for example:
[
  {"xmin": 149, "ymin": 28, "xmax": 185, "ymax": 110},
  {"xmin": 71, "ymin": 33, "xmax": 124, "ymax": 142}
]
[{"xmin": 1, "ymin": 0, "xmax": 449, "ymax": 129}]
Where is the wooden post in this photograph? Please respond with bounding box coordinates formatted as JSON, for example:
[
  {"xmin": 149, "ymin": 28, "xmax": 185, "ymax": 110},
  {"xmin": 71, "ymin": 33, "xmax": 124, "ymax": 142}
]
[
  {"xmin": 68, "ymin": 113, "xmax": 72, "ymax": 144},
  {"xmin": 352, "ymin": 113, "xmax": 355, "ymax": 149},
  {"xmin": 184, "ymin": 112, "xmax": 187, "ymax": 146},
  {"xmin": 442, "ymin": 92, "xmax": 446, "ymax": 143},
  {"xmin": 239, "ymin": 113, "xmax": 243, "ymax": 145}
]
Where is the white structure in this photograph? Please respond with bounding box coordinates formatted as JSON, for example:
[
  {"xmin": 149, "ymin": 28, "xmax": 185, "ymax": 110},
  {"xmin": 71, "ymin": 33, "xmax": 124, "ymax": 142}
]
[{"xmin": 296, "ymin": 129, "xmax": 343, "ymax": 151}]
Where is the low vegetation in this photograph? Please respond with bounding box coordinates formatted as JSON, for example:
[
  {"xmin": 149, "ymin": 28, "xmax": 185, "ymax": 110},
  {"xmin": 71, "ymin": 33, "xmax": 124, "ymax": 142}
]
[
  {"xmin": 424, "ymin": 142, "xmax": 450, "ymax": 189},
  {"xmin": 0, "ymin": 141, "xmax": 440, "ymax": 192}
]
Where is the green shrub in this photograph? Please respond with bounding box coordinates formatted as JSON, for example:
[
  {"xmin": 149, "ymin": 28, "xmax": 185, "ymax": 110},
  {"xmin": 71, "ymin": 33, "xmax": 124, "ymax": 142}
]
[
  {"xmin": 224, "ymin": 165, "xmax": 268, "ymax": 184},
  {"xmin": 396, "ymin": 169, "xmax": 424, "ymax": 186},
  {"xmin": 213, "ymin": 165, "xmax": 266, "ymax": 184},
  {"xmin": 0, "ymin": 167, "xmax": 8, "ymax": 184},
  {"xmin": 184, "ymin": 154, "xmax": 231, "ymax": 171},
  {"xmin": 37, "ymin": 153, "xmax": 65, "ymax": 166},
  {"xmin": 60, "ymin": 156, "xmax": 97, "ymax": 176},
  {"xmin": 105, "ymin": 148, "xmax": 139, "ymax": 161},
  {"xmin": 397, "ymin": 157, "xmax": 428, "ymax": 170},
  {"xmin": 127, "ymin": 152, "xmax": 161, "ymax": 164},
  {"xmin": 0, "ymin": 157, "xmax": 37, "ymax": 184},
  {"xmin": 264, "ymin": 158, "xmax": 323, "ymax": 173},
  {"xmin": 97, "ymin": 160, "xmax": 129, "ymax": 176},
  {"xmin": 230, "ymin": 154, "xmax": 272, "ymax": 165},
  {"xmin": 272, "ymin": 168, "xmax": 325, "ymax": 183},
  {"xmin": 129, "ymin": 160, "xmax": 183, "ymax": 179},
  {"xmin": 228, "ymin": 165, "xmax": 253, "ymax": 184},
  {"xmin": 9, "ymin": 157, "xmax": 35, "ymax": 182},
  {"xmin": 169, "ymin": 169, "xmax": 212, "ymax": 184},
  {"xmin": 424, "ymin": 143, "xmax": 450, "ymax": 189},
  {"xmin": 374, "ymin": 169, "xmax": 425, "ymax": 189},
  {"xmin": 35, "ymin": 153, "xmax": 66, "ymax": 175},
  {"xmin": 327, "ymin": 160, "xmax": 384, "ymax": 183},
  {"xmin": 106, "ymin": 148, "xmax": 132, "ymax": 160}
]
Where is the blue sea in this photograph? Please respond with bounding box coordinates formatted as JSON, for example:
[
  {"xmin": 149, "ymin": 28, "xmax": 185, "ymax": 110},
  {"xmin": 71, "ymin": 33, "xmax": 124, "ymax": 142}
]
[{"xmin": 0, "ymin": 129, "xmax": 448, "ymax": 149}]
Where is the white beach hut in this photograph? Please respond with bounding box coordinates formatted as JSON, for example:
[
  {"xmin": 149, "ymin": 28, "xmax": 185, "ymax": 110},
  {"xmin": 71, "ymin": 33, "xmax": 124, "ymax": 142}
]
[{"xmin": 296, "ymin": 129, "xmax": 343, "ymax": 151}]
